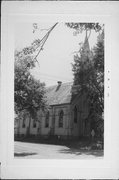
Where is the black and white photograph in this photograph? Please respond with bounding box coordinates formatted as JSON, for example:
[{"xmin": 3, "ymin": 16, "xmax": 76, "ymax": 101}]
[
  {"xmin": 14, "ymin": 22, "xmax": 104, "ymax": 159},
  {"xmin": 1, "ymin": 1, "xmax": 119, "ymax": 179}
]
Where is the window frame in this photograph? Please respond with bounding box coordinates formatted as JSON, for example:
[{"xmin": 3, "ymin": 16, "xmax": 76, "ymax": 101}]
[
  {"xmin": 59, "ymin": 109, "xmax": 64, "ymax": 128},
  {"xmin": 74, "ymin": 106, "xmax": 78, "ymax": 123},
  {"xmin": 22, "ymin": 118, "xmax": 26, "ymax": 128},
  {"xmin": 45, "ymin": 111, "xmax": 50, "ymax": 128},
  {"xmin": 22, "ymin": 115, "xmax": 26, "ymax": 128},
  {"xmin": 33, "ymin": 119, "xmax": 37, "ymax": 128}
]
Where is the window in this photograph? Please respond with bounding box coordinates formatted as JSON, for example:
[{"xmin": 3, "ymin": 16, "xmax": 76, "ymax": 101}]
[
  {"xmin": 45, "ymin": 111, "xmax": 49, "ymax": 128},
  {"xmin": 22, "ymin": 116, "xmax": 26, "ymax": 128},
  {"xmin": 59, "ymin": 110, "xmax": 64, "ymax": 128},
  {"xmin": 74, "ymin": 106, "xmax": 78, "ymax": 123},
  {"xmin": 33, "ymin": 119, "xmax": 36, "ymax": 128}
]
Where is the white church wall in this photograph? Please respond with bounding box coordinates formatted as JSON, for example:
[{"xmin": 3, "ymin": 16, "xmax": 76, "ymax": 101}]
[{"xmin": 16, "ymin": 94, "xmax": 90, "ymax": 138}]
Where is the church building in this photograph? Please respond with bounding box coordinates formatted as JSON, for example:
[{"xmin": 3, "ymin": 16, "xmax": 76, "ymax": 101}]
[{"xmin": 15, "ymin": 32, "xmax": 92, "ymax": 139}]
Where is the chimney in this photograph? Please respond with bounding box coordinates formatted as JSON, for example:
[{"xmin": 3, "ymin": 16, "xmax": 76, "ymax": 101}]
[
  {"xmin": 57, "ymin": 81, "xmax": 62, "ymax": 86},
  {"xmin": 56, "ymin": 81, "xmax": 62, "ymax": 91}
]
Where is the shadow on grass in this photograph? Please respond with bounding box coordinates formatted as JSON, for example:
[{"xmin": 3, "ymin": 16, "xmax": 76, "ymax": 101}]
[
  {"xmin": 59, "ymin": 148, "xmax": 103, "ymax": 157},
  {"xmin": 14, "ymin": 152, "xmax": 37, "ymax": 157},
  {"xmin": 15, "ymin": 137, "xmax": 104, "ymax": 157}
]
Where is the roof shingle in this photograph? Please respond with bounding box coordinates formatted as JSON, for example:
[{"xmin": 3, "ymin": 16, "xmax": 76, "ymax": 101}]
[{"xmin": 46, "ymin": 82, "xmax": 73, "ymax": 106}]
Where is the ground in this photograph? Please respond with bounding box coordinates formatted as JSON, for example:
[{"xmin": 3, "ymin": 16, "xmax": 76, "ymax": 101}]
[{"xmin": 14, "ymin": 141, "xmax": 103, "ymax": 159}]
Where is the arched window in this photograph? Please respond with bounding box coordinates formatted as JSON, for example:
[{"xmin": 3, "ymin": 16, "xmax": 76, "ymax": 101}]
[
  {"xmin": 74, "ymin": 106, "xmax": 78, "ymax": 123},
  {"xmin": 22, "ymin": 114, "xmax": 26, "ymax": 128},
  {"xmin": 33, "ymin": 119, "xmax": 36, "ymax": 128},
  {"xmin": 22, "ymin": 118, "xmax": 26, "ymax": 128},
  {"xmin": 45, "ymin": 111, "xmax": 49, "ymax": 128},
  {"xmin": 59, "ymin": 110, "xmax": 64, "ymax": 128}
]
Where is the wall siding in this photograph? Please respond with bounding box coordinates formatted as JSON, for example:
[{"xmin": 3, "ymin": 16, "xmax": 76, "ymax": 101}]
[{"xmin": 16, "ymin": 93, "xmax": 90, "ymax": 138}]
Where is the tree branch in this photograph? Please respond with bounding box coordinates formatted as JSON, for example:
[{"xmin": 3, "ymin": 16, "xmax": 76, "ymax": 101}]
[{"xmin": 32, "ymin": 23, "xmax": 58, "ymax": 66}]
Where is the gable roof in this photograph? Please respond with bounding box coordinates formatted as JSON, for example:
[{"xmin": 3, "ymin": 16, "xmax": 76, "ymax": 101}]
[{"xmin": 46, "ymin": 82, "xmax": 73, "ymax": 106}]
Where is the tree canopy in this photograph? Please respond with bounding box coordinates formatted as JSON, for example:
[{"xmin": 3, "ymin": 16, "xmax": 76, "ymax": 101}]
[
  {"xmin": 14, "ymin": 42, "xmax": 47, "ymax": 119},
  {"xmin": 71, "ymin": 28, "xmax": 104, "ymax": 136},
  {"xmin": 14, "ymin": 23, "xmax": 58, "ymax": 124},
  {"xmin": 66, "ymin": 23, "xmax": 103, "ymax": 33}
]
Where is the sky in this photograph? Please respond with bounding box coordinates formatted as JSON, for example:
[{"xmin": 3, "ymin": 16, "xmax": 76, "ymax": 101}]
[{"xmin": 15, "ymin": 22, "xmax": 98, "ymax": 86}]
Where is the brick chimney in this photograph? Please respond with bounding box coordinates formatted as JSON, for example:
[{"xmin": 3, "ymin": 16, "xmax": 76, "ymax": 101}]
[
  {"xmin": 56, "ymin": 81, "xmax": 62, "ymax": 91},
  {"xmin": 57, "ymin": 81, "xmax": 62, "ymax": 86}
]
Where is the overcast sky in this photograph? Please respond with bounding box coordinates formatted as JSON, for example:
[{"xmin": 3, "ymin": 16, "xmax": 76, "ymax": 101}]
[{"xmin": 15, "ymin": 22, "xmax": 98, "ymax": 86}]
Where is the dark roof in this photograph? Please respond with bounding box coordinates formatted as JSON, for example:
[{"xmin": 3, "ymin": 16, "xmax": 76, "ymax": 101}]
[{"xmin": 46, "ymin": 82, "xmax": 73, "ymax": 106}]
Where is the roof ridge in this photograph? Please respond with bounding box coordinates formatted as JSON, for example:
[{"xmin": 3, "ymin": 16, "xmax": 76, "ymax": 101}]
[
  {"xmin": 46, "ymin": 81, "xmax": 73, "ymax": 105},
  {"xmin": 46, "ymin": 81, "xmax": 73, "ymax": 89}
]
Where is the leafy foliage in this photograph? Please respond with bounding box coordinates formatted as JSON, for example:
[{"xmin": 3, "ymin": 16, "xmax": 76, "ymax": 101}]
[
  {"xmin": 66, "ymin": 23, "xmax": 103, "ymax": 33},
  {"xmin": 72, "ymin": 30, "xmax": 104, "ymax": 136},
  {"xmin": 14, "ymin": 43, "xmax": 47, "ymax": 119}
]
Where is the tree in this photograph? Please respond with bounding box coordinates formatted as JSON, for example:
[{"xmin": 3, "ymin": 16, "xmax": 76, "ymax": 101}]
[
  {"xmin": 15, "ymin": 23, "xmax": 59, "ymax": 136},
  {"xmin": 66, "ymin": 23, "xmax": 102, "ymax": 31},
  {"xmin": 71, "ymin": 28, "xmax": 104, "ymax": 138},
  {"xmin": 66, "ymin": 23, "xmax": 103, "ymax": 39},
  {"xmin": 15, "ymin": 43, "xmax": 47, "ymax": 135},
  {"xmin": 92, "ymin": 31, "xmax": 104, "ymax": 137}
]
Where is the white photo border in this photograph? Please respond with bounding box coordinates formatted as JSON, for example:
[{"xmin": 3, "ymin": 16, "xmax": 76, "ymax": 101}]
[{"xmin": 1, "ymin": 1, "xmax": 119, "ymax": 179}]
